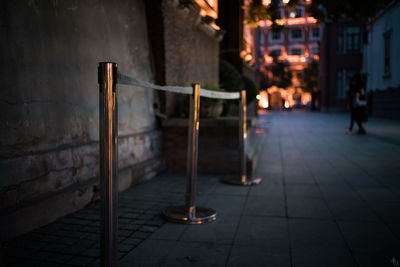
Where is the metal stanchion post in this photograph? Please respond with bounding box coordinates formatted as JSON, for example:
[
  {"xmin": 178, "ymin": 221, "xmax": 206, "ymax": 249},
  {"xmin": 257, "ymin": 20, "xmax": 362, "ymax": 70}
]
[
  {"xmin": 221, "ymin": 90, "xmax": 262, "ymax": 186},
  {"xmin": 98, "ymin": 62, "xmax": 118, "ymax": 267},
  {"xmin": 163, "ymin": 83, "xmax": 217, "ymax": 224}
]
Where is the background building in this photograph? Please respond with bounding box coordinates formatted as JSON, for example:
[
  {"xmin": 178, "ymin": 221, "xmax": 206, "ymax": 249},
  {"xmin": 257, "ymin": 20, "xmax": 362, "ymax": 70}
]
[
  {"xmin": 319, "ymin": 21, "xmax": 364, "ymax": 111},
  {"xmin": 363, "ymin": 0, "xmax": 400, "ymax": 120},
  {"xmin": 256, "ymin": 0, "xmax": 321, "ymax": 109}
]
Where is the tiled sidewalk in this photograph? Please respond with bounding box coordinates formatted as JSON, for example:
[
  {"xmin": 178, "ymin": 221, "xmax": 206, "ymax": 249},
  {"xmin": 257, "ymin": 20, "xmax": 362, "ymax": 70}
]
[{"xmin": 3, "ymin": 112, "xmax": 400, "ymax": 267}]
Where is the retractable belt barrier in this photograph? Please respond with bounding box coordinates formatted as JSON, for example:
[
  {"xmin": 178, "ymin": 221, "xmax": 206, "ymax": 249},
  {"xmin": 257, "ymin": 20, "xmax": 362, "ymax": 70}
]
[{"xmin": 98, "ymin": 62, "xmax": 261, "ymax": 266}]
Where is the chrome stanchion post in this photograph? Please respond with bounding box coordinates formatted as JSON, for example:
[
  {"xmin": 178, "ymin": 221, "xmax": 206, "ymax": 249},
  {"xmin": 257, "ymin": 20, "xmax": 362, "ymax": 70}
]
[
  {"xmin": 186, "ymin": 83, "xmax": 200, "ymax": 219},
  {"xmin": 163, "ymin": 83, "xmax": 217, "ymax": 224},
  {"xmin": 239, "ymin": 90, "xmax": 247, "ymax": 184},
  {"xmin": 98, "ymin": 62, "xmax": 118, "ymax": 267},
  {"xmin": 221, "ymin": 90, "xmax": 262, "ymax": 186}
]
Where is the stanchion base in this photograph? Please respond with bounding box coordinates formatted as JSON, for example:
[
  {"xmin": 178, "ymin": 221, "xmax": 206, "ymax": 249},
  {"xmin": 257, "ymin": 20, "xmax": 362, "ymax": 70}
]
[
  {"xmin": 163, "ymin": 206, "xmax": 217, "ymax": 224},
  {"xmin": 221, "ymin": 177, "xmax": 262, "ymax": 186}
]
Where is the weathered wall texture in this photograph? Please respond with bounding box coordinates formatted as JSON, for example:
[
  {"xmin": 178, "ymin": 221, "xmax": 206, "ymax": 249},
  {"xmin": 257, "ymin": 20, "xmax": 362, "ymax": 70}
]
[
  {"xmin": 162, "ymin": 0, "xmax": 220, "ymax": 116},
  {"xmin": 0, "ymin": 0, "xmax": 163, "ymax": 241}
]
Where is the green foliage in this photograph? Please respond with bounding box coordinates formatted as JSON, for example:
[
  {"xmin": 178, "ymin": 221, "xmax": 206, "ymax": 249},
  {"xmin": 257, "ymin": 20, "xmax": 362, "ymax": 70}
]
[
  {"xmin": 270, "ymin": 61, "xmax": 292, "ymax": 89},
  {"xmin": 244, "ymin": 0, "xmax": 270, "ymax": 27},
  {"xmin": 245, "ymin": 0, "xmax": 287, "ymax": 30},
  {"xmin": 219, "ymin": 59, "xmax": 244, "ymax": 92},
  {"xmin": 301, "ymin": 60, "xmax": 319, "ymax": 93},
  {"xmin": 308, "ymin": 0, "xmax": 392, "ymax": 23},
  {"xmin": 245, "ymin": 0, "xmax": 391, "ymax": 25},
  {"xmin": 219, "ymin": 59, "xmax": 259, "ymax": 115}
]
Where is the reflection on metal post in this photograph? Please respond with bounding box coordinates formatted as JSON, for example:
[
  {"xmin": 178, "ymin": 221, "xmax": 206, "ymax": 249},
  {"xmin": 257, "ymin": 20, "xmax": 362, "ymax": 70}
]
[
  {"xmin": 221, "ymin": 90, "xmax": 262, "ymax": 186},
  {"xmin": 186, "ymin": 83, "xmax": 200, "ymax": 217},
  {"xmin": 163, "ymin": 83, "xmax": 217, "ymax": 224},
  {"xmin": 98, "ymin": 62, "xmax": 118, "ymax": 267},
  {"xmin": 239, "ymin": 90, "xmax": 247, "ymax": 184}
]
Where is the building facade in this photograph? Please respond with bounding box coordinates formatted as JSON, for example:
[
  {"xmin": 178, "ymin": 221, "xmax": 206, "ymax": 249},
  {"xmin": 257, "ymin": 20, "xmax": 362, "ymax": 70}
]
[
  {"xmin": 256, "ymin": 0, "xmax": 321, "ymax": 108},
  {"xmin": 319, "ymin": 22, "xmax": 364, "ymax": 111},
  {"xmin": 363, "ymin": 0, "xmax": 400, "ymax": 120}
]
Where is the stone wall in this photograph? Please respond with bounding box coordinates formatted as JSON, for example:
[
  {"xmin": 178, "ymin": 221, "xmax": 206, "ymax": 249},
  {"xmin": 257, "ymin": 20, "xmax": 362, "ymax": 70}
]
[
  {"xmin": 162, "ymin": 0, "xmax": 221, "ymax": 116},
  {"xmin": 0, "ymin": 0, "xmax": 163, "ymax": 241}
]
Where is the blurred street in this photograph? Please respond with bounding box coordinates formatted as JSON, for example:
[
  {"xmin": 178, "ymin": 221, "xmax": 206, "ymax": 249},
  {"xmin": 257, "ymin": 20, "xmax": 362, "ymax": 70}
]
[{"xmin": 4, "ymin": 111, "xmax": 400, "ymax": 267}]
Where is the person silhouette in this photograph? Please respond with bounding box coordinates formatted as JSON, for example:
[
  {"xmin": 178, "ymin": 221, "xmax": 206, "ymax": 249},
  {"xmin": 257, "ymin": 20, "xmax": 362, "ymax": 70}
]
[{"xmin": 347, "ymin": 73, "xmax": 367, "ymax": 134}]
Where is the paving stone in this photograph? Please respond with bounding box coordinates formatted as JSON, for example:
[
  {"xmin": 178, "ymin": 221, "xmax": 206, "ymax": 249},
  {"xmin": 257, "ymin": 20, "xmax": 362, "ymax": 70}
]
[
  {"xmin": 354, "ymin": 249, "xmax": 400, "ymax": 267},
  {"xmin": 338, "ymin": 221, "xmax": 400, "ymax": 252},
  {"xmin": 287, "ymin": 197, "xmax": 333, "ymax": 219},
  {"xmin": 211, "ymin": 182, "xmax": 250, "ymax": 196},
  {"xmin": 249, "ymin": 184, "xmax": 284, "ymax": 199},
  {"xmin": 164, "ymin": 241, "xmax": 230, "ymax": 266},
  {"xmin": 130, "ymin": 231, "xmax": 151, "ymax": 239},
  {"xmin": 313, "ymin": 174, "xmax": 348, "ymax": 186},
  {"xmin": 10, "ymin": 239, "xmax": 47, "ymax": 250},
  {"xmin": 227, "ymin": 246, "xmax": 291, "ymax": 267},
  {"xmin": 325, "ymin": 197, "xmax": 379, "ymax": 222},
  {"xmin": 119, "ymin": 239, "xmax": 177, "ymax": 266},
  {"xmin": 67, "ymin": 255, "xmax": 95, "ymax": 266},
  {"xmin": 356, "ymin": 187, "xmax": 400, "ymax": 203},
  {"xmin": 86, "ymin": 258, "xmax": 100, "ymax": 267},
  {"xmin": 243, "ymin": 196, "xmax": 286, "ymax": 217},
  {"xmin": 291, "ymin": 246, "xmax": 357, "ymax": 267},
  {"xmin": 81, "ymin": 247, "xmax": 99, "ymax": 258},
  {"xmin": 118, "ymin": 230, "xmax": 133, "ymax": 237},
  {"xmin": 319, "ymin": 185, "xmax": 359, "ymax": 200},
  {"xmin": 40, "ymin": 242, "xmax": 70, "ymax": 252},
  {"xmin": 203, "ymin": 195, "xmax": 246, "ymax": 216},
  {"xmin": 5, "ymin": 257, "xmax": 59, "ymax": 267},
  {"xmin": 180, "ymin": 215, "xmax": 239, "ymax": 245},
  {"xmin": 3, "ymin": 245, "xmax": 35, "ymax": 258},
  {"xmin": 285, "ymin": 185, "xmax": 323, "ymax": 199},
  {"xmin": 139, "ymin": 225, "xmax": 158, "ymax": 233},
  {"xmin": 61, "ymin": 240, "xmax": 95, "ymax": 255},
  {"xmin": 289, "ymin": 218, "xmax": 347, "ymax": 249},
  {"xmin": 4, "ymin": 112, "xmax": 400, "ymax": 267},
  {"xmin": 121, "ymin": 238, "xmax": 143, "ymax": 246},
  {"xmin": 148, "ymin": 223, "xmax": 188, "ymax": 241},
  {"xmin": 57, "ymin": 236, "xmax": 80, "ymax": 245},
  {"xmin": 29, "ymin": 250, "xmax": 73, "ymax": 263},
  {"xmin": 235, "ymin": 217, "xmax": 289, "ymax": 250},
  {"xmin": 120, "ymin": 223, "xmax": 141, "ymax": 231},
  {"xmin": 284, "ymin": 173, "xmax": 316, "ymax": 185}
]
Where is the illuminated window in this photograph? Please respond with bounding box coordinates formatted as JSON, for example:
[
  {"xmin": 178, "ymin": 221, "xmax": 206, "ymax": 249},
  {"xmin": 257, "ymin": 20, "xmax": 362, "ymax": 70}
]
[
  {"xmin": 346, "ymin": 27, "xmax": 360, "ymax": 52},
  {"xmin": 290, "ymin": 48, "xmax": 303, "ymax": 55},
  {"xmin": 384, "ymin": 30, "xmax": 392, "ymax": 74},
  {"xmin": 260, "ymin": 32, "xmax": 265, "ymax": 44},
  {"xmin": 312, "ymin": 28, "xmax": 320, "ymax": 38},
  {"xmin": 295, "ymin": 8, "xmax": 303, "ymax": 18},
  {"xmin": 271, "ymin": 31, "xmax": 282, "ymax": 41},
  {"xmin": 291, "ymin": 29, "xmax": 303, "ymax": 39},
  {"xmin": 311, "ymin": 47, "xmax": 319, "ymax": 55},
  {"xmin": 263, "ymin": 0, "xmax": 271, "ymax": 5}
]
